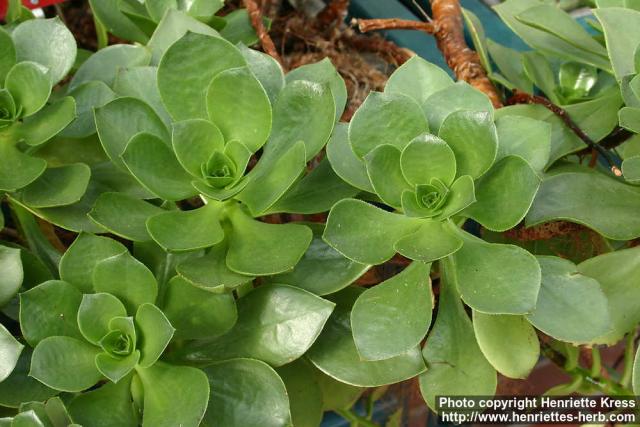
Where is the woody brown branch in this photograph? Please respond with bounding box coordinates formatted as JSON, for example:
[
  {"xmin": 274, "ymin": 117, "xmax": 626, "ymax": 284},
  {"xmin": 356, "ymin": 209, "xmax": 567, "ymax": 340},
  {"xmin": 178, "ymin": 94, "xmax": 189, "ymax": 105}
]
[
  {"xmin": 507, "ymin": 90, "xmax": 622, "ymax": 176},
  {"xmin": 431, "ymin": 0, "xmax": 502, "ymax": 108},
  {"xmin": 354, "ymin": 0, "xmax": 502, "ymax": 108},
  {"xmin": 244, "ymin": 0, "xmax": 285, "ymax": 68}
]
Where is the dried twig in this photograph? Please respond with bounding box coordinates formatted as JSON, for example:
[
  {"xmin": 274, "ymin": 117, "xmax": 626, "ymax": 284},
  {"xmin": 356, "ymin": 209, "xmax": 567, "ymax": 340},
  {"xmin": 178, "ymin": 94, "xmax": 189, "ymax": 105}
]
[
  {"xmin": 508, "ymin": 90, "xmax": 622, "ymax": 176},
  {"xmin": 344, "ymin": 32, "xmax": 415, "ymax": 65},
  {"xmin": 354, "ymin": 17, "xmax": 434, "ymax": 33},
  {"xmin": 577, "ymin": 127, "xmax": 633, "ymax": 155},
  {"xmin": 244, "ymin": 0, "xmax": 285, "ymax": 68}
]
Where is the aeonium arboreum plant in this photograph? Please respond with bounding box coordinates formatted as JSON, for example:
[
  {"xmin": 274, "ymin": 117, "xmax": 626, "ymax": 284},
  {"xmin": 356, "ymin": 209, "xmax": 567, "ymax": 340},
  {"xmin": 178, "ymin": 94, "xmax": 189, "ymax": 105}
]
[
  {"xmin": 0, "ymin": 18, "xmax": 82, "ymax": 200},
  {"xmin": 83, "ymin": 31, "xmax": 358, "ymax": 279},
  {"xmin": 2, "ymin": 232, "xmax": 247, "ymax": 426},
  {"xmin": 324, "ymin": 56, "xmax": 545, "ymax": 311}
]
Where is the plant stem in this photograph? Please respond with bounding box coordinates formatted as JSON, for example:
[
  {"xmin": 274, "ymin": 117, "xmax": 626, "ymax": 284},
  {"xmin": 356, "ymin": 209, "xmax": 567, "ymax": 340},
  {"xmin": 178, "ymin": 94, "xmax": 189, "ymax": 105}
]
[
  {"xmin": 9, "ymin": 200, "xmax": 61, "ymax": 277},
  {"xmin": 621, "ymin": 332, "xmax": 636, "ymax": 388},
  {"xmin": 335, "ymin": 409, "xmax": 379, "ymax": 427},
  {"xmin": 591, "ymin": 347, "xmax": 602, "ymax": 378},
  {"xmin": 508, "ymin": 90, "xmax": 622, "ymax": 176},
  {"xmin": 93, "ymin": 14, "xmax": 108, "ymax": 50}
]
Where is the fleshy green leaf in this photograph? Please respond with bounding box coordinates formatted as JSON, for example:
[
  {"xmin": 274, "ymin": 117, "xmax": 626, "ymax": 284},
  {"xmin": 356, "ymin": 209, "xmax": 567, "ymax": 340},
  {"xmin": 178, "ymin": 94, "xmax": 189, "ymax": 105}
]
[
  {"xmin": 495, "ymin": 104, "xmax": 583, "ymax": 164},
  {"xmin": 95, "ymin": 97, "xmax": 169, "ymax": 171},
  {"xmin": 423, "ymin": 82, "xmax": 493, "ymax": 132},
  {"xmin": 438, "ymin": 110, "xmax": 498, "ymax": 179},
  {"xmin": 176, "ymin": 240, "xmax": 253, "ymax": 290},
  {"xmin": 487, "ymin": 39, "xmax": 533, "ymax": 93},
  {"xmin": 419, "ymin": 258, "xmax": 496, "ymax": 410},
  {"xmin": 0, "ymin": 28, "xmax": 16, "ymax": 83},
  {"xmin": 462, "ymin": 8, "xmax": 491, "ymax": 72},
  {"xmin": 12, "ymin": 410, "xmax": 43, "ymax": 426},
  {"xmin": 77, "ymin": 293, "xmax": 127, "ymax": 345},
  {"xmin": 5, "ymin": 61, "xmax": 50, "ymax": 117},
  {"xmin": 206, "ymin": 66, "xmax": 271, "ymax": 152},
  {"xmin": 68, "ymin": 375, "xmax": 137, "ymax": 427},
  {"xmin": 271, "ymin": 223, "xmax": 369, "ymax": 296},
  {"xmin": 62, "ymin": 81, "xmax": 117, "ymax": 138},
  {"xmin": 286, "ymin": 58, "xmax": 347, "ymax": 121},
  {"xmin": 226, "ymin": 207, "xmax": 312, "ymax": 275},
  {"xmin": 634, "ymin": 346, "xmax": 640, "ymax": 395},
  {"xmin": 450, "ymin": 231, "xmax": 541, "ymax": 315},
  {"xmin": 495, "ymin": 115, "xmax": 551, "ymax": 173},
  {"xmin": 494, "ymin": 0, "xmax": 610, "ymax": 71},
  {"xmin": 201, "ymin": 358, "xmax": 291, "ymax": 427},
  {"xmin": 0, "ymin": 144, "xmax": 46, "ymax": 192},
  {"xmin": 472, "ymin": 312, "xmax": 539, "ymax": 379},
  {"xmin": 135, "ymin": 304, "xmax": 174, "ymax": 368},
  {"xmin": 349, "ymin": 91, "xmax": 428, "ymax": 158},
  {"xmin": 527, "ymin": 168, "xmax": 640, "ymax": 240},
  {"xmin": 351, "ymin": 262, "xmax": 433, "ymax": 361},
  {"xmin": 0, "ymin": 323, "xmax": 24, "ymax": 382},
  {"xmin": 619, "ymin": 106, "xmax": 640, "ymax": 133},
  {"xmin": 526, "ymin": 256, "xmax": 612, "ymax": 344},
  {"xmin": 463, "ymin": 156, "xmax": 540, "ymax": 231},
  {"xmin": 400, "ymin": 134, "xmax": 456, "ymax": 186},
  {"xmin": 137, "ymin": 362, "xmax": 209, "ymax": 427},
  {"xmin": 60, "ymin": 233, "xmax": 127, "ymax": 293},
  {"xmin": 0, "ymin": 245, "xmax": 23, "ymax": 307},
  {"xmin": 622, "ymin": 155, "xmax": 640, "ymax": 183},
  {"xmin": 323, "ymin": 199, "xmax": 420, "ymax": 265},
  {"xmin": 276, "ymin": 359, "xmax": 323, "ymax": 427},
  {"xmin": 148, "ymin": 7, "xmax": 219, "ymax": 59},
  {"xmin": 30, "ymin": 336, "xmax": 102, "ymax": 392},
  {"xmin": 20, "ymin": 164, "xmax": 90, "ymax": 208},
  {"xmin": 181, "ymin": 284, "xmax": 334, "ymax": 366},
  {"xmin": 12, "ymin": 18, "xmax": 76, "ymax": 85},
  {"xmin": 89, "ymin": 192, "xmax": 163, "ymax": 242},
  {"xmin": 146, "ymin": 203, "xmax": 224, "ymax": 252},
  {"xmin": 516, "ymin": 4, "xmax": 608, "ymax": 59},
  {"xmin": 0, "ymin": 349, "xmax": 57, "ymax": 408},
  {"xmin": 171, "ymin": 119, "xmax": 224, "ymax": 178},
  {"xmin": 158, "ymin": 32, "xmax": 245, "ymax": 120},
  {"xmin": 564, "ymin": 88, "xmax": 622, "ymax": 142},
  {"xmin": 393, "ymin": 220, "xmax": 463, "ymax": 263},
  {"xmin": 70, "ymin": 45, "xmax": 151, "ymax": 90},
  {"xmin": 237, "ymin": 140, "xmax": 306, "ymax": 214},
  {"xmin": 307, "ymin": 288, "xmax": 426, "ymax": 387},
  {"xmin": 17, "ymin": 97, "xmax": 77, "ymax": 147},
  {"xmin": 594, "ymin": 7, "xmax": 640, "ymax": 80},
  {"xmin": 325, "ymin": 123, "xmax": 373, "ymax": 192},
  {"xmin": 113, "ymin": 66, "xmax": 172, "ymax": 128},
  {"xmin": 95, "ymin": 351, "xmax": 139, "ymax": 384},
  {"xmin": 385, "ymin": 56, "xmax": 453, "ymax": 106},
  {"xmin": 219, "ymin": 9, "xmax": 261, "ymax": 45},
  {"xmin": 20, "ymin": 280, "xmax": 83, "ymax": 346},
  {"xmin": 238, "ymin": 44, "xmax": 284, "ymax": 103},
  {"xmin": 121, "ymin": 132, "xmax": 197, "ymax": 201},
  {"xmin": 314, "ymin": 367, "xmax": 363, "ymax": 411},
  {"xmin": 578, "ymin": 246, "xmax": 640, "ymax": 345},
  {"xmin": 88, "ymin": 0, "xmax": 149, "ymax": 44},
  {"xmin": 365, "ymin": 144, "xmax": 410, "ymax": 207},
  {"xmin": 266, "ymin": 79, "xmax": 335, "ymax": 160},
  {"xmin": 163, "ymin": 276, "xmax": 237, "ymax": 340},
  {"xmin": 93, "ymin": 252, "xmax": 158, "ymax": 314},
  {"xmin": 266, "ymin": 157, "xmax": 359, "ymax": 215},
  {"xmin": 558, "ymin": 62, "xmax": 598, "ymax": 100}
]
